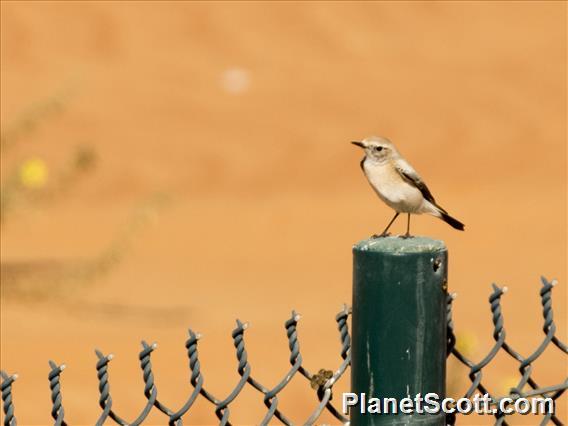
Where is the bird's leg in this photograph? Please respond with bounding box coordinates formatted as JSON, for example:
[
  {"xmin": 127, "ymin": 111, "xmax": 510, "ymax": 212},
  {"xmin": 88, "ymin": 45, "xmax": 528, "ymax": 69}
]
[
  {"xmin": 400, "ymin": 213, "xmax": 413, "ymax": 239},
  {"xmin": 372, "ymin": 212, "xmax": 400, "ymax": 238}
]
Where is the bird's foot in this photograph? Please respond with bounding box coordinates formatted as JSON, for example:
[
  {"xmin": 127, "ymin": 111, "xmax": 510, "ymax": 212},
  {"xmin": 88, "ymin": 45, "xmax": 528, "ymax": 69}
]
[
  {"xmin": 399, "ymin": 233, "xmax": 414, "ymax": 239},
  {"xmin": 371, "ymin": 232, "xmax": 391, "ymax": 239}
]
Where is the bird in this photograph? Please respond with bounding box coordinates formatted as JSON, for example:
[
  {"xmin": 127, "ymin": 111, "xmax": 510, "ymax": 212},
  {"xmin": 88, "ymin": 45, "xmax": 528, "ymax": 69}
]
[{"xmin": 351, "ymin": 136, "xmax": 464, "ymax": 238}]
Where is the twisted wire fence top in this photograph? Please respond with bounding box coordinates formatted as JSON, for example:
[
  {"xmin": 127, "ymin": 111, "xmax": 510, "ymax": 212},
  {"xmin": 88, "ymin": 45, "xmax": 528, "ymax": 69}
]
[
  {"xmin": 446, "ymin": 277, "xmax": 567, "ymax": 426},
  {"xmin": 2, "ymin": 278, "xmax": 566, "ymax": 425},
  {"xmin": 1, "ymin": 306, "xmax": 352, "ymax": 426}
]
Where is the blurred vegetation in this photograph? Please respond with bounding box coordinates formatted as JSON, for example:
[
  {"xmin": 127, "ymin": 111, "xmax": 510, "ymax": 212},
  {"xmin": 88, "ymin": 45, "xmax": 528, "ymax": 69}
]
[
  {"xmin": 0, "ymin": 93, "xmax": 68, "ymax": 151},
  {"xmin": 1, "ymin": 91, "xmax": 169, "ymax": 302},
  {"xmin": 1, "ymin": 146, "xmax": 97, "ymax": 223}
]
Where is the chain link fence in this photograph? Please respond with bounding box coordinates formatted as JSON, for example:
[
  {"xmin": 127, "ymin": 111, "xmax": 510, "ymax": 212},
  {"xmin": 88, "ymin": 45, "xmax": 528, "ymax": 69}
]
[
  {"xmin": 446, "ymin": 277, "xmax": 567, "ymax": 426},
  {"xmin": 1, "ymin": 277, "xmax": 566, "ymax": 425}
]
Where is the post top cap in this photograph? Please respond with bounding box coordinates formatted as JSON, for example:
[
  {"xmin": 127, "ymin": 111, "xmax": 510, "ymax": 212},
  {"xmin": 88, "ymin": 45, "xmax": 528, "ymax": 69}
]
[{"xmin": 353, "ymin": 236, "xmax": 446, "ymax": 254}]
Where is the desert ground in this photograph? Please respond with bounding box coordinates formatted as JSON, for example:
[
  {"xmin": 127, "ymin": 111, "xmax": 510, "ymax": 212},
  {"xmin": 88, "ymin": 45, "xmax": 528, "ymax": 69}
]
[{"xmin": 1, "ymin": 1, "xmax": 566, "ymax": 425}]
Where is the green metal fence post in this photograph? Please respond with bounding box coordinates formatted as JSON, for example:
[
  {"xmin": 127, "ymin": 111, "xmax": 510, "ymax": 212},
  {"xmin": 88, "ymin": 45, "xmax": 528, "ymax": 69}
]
[{"xmin": 350, "ymin": 237, "xmax": 448, "ymax": 425}]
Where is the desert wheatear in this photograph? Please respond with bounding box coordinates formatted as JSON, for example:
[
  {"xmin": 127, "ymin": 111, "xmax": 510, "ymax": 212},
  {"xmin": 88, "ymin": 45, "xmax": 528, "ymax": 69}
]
[{"xmin": 352, "ymin": 136, "xmax": 464, "ymax": 238}]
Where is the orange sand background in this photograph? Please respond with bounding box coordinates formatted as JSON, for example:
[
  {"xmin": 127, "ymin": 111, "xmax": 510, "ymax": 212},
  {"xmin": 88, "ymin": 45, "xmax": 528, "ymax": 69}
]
[{"xmin": 1, "ymin": 1, "xmax": 566, "ymax": 424}]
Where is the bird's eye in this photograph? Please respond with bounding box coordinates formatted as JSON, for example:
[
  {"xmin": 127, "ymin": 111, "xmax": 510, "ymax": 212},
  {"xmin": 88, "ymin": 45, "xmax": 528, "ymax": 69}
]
[{"xmin": 375, "ymin": 146, "xmax": 383, "ymax": 152}]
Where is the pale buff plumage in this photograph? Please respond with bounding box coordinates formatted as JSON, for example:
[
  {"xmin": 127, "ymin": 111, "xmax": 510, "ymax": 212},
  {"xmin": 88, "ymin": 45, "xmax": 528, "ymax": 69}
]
[{"xmin": 352, "ymin": 136, "xmax": 464, "ymax": 237}]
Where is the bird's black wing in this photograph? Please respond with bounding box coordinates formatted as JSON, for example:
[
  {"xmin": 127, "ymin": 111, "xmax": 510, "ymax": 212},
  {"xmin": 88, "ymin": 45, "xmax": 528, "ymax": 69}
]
[{"xmin": 396, "ymin": 164, "xmax": 444, "ymax": 211}]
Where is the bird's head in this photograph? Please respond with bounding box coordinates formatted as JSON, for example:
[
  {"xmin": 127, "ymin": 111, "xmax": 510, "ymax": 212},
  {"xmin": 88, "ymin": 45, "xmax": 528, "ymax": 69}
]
[{"xmin": 351, "ymin": 136, "xmax": 397, "ymax": 162}]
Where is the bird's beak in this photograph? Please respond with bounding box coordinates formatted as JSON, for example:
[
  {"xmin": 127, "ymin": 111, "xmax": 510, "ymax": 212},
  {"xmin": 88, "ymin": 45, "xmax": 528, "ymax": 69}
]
[{"xmin": 351, "ymin": 141, "xmax": 365, "ymax": 149}]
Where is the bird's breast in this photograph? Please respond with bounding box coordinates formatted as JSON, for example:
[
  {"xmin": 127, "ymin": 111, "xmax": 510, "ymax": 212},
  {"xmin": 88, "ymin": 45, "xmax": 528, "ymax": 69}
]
[{"xmin": 363, "ymin": 160, "xmax": 423, "ymax": 212}]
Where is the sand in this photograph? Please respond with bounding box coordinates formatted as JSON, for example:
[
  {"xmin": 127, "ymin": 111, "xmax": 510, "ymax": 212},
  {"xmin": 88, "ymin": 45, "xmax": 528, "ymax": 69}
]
[{"xmin": 1, "ymin": 2, "xmax": 566, "ymax": 424}]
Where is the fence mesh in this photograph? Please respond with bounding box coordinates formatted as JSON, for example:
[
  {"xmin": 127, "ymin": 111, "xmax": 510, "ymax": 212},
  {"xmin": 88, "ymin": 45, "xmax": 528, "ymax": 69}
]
[
  {"xmin": 446, "ymin": 277, "xmax": 567, "ymax": 426},
  {"xmin": 1, "ymin": 277, "xmax": 566, "ymax": 425}
]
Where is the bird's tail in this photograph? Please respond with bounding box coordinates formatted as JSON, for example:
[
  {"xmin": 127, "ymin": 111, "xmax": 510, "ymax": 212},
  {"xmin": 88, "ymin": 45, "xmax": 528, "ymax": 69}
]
[
  {"xmin": 439, "ymin": 210, "xmax": 465, "ymax": 231},
  {"xmin": 425, "ymin": 201, "xmax": 465, "ymax": 231}
]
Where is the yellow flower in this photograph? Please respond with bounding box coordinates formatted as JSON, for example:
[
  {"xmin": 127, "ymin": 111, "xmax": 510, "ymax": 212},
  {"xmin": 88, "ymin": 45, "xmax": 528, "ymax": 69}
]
[
  {"xmin": 499, "ymin": 375, "xmax": 520, "ymax": 395},
  {"xmin": 455, "ymin": 332, "xmax": 478, "ymax": 357},
  {"xmin": 19, "ymin": 158, "xmax": 48, "ymax": 189}
]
